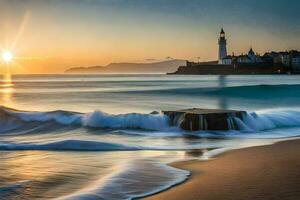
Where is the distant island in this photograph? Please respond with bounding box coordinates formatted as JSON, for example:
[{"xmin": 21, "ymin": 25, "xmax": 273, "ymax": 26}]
[
  {"xmin": 169, "ymin": 28, "xmax": 300, "ymax": 75},
  {"xmin": 65, "ymin": 59, "xmax": 185, "ymax": 74}
]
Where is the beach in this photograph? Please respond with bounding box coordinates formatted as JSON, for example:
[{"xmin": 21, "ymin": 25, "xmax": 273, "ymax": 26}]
[{"xmin": 145, "ymin": 139, "xmax": 300, "ymax": 200}]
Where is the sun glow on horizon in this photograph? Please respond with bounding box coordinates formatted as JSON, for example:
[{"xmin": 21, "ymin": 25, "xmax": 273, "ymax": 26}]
[
  {"xmin": 2, "ymin": 51, "xmax": 13, "ymax": 63},
  {"xmin": 1, "ymin": 51, "xmax": 14, "ymax": 89}
]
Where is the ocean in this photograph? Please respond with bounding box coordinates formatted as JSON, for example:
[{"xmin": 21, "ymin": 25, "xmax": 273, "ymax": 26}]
[{"xmin": 1, "ymin": 74, "xmax": 300, "ymax": 200}]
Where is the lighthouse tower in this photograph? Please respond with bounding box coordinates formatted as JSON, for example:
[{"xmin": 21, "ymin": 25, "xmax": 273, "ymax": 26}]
[{"xmin": 218, "ymin": 28, "xmax": 227, "ymax": 64}]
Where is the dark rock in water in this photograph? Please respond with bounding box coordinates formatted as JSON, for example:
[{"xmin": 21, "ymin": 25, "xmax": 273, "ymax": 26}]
[
  {"xmin": 150, "ymin": 111, "xmax": 160, "ymax": 115},
  {"xmin": 162, "ymin": 108, "xmax": 246, "ymax": 131}
]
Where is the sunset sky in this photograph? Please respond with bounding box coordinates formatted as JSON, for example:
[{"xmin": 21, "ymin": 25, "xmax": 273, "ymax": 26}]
[{"xmin": 0, "ymin": 0, "xmax": 300, "ymax": 73}]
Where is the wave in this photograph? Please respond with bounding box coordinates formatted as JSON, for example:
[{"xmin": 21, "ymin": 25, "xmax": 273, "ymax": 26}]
[
  {"xmin": 234, "ymin": 110, "xmax": 300, "ymax": 132},
  {"xmin": 1, "ymin": 106, "xmax": 300, "ymax": 135},
  {"xmin": 81, "ymin": 111, "xmax": 170, "ymax": 130},
  {"xmin": 57, "ymin": 161, "xmax": 190, "ymax": 200},
  {"xmin": 204, "ymin": 84, "xmax": 300, "ymax": 99},
  {"xmin": 0, "ymin": 181, "xmax": 30, "ymax": 195},
  {"xmin": 122, "ymin": 84, "xmax": 300, "ymax": 98},
  {"xmin": 1, "ymin": 106, "xmax": 170, "ymax": 132},
  {"xmin": 0, "ymin": 140, "xmax": 139, "ymax": 151}
]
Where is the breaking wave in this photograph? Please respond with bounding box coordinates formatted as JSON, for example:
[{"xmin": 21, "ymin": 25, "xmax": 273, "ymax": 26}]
[
  {"xmin": 0, "ymin": 106, "xmax": 170, "ymax": 132},
  {"xmin": 1, "ymin": 106, "xmax": 300, "ymax": 135},
  {"xmin": 235, "ymin": 110, "xmax": 300, "ymax": 132}
]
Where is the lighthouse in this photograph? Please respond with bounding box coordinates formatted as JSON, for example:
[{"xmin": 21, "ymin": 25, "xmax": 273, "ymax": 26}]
[{"xmin": 218, "ymin": 28, "xmax": 227, "ymax": 64}]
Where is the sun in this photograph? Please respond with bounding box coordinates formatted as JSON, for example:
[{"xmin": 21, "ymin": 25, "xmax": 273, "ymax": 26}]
[{"xmin": 2, "ymin": 51, "xmax": 13, "ymax": 62}]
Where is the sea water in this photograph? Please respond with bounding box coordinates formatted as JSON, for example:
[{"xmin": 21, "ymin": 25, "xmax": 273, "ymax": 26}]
[{"xmin": 1, "ymin": 74, "xmax": 300, "ymax": 200}]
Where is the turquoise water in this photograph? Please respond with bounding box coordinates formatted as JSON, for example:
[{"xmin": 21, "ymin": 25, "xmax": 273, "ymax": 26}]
[{"xmin": 1, "ymin": 74, "xmax": 300, "ymax": 199}]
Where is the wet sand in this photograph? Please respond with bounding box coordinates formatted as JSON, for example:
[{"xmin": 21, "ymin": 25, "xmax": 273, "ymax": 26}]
[{"xmin": 145, "ymin": 139, "xmax": 300, "ymax": 200}]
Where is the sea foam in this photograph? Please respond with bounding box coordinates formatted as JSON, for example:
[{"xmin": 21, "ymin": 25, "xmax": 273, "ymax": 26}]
[
  {"xmin": 81, "ymin": 111, "xmax": 170, "ymax": 130},
  {"xmin": 3, "ymin": 107, "xmax": 170, "ymax": 131},
  {"xmin": 57, "ymin": 161, "xmax": 190, "ymax": 200},
  {"xmin": 235, "ymin": 110, "xmax": 300, "ymax": 131}
]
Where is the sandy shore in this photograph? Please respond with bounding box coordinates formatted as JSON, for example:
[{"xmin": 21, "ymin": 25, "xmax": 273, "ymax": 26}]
[{"xmin": 145, "ymin": 139, "xmax": 300, "ymax": 200}]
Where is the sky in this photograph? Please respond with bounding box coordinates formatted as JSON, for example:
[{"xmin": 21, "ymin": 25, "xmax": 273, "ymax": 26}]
[{"xmin": 0, "ymin": 0, "xmax": 300, "ymax": 73}]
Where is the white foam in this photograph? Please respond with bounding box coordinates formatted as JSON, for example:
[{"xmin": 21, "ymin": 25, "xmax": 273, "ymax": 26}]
[
  {"xmin": 14, "ymin": 111, "xmax": 82, "ymax": 125},
  {"xmin": 57, "ymin": 161, "xmax": 189, "ymax": 200},
  {"xmin": 235, "ymin": 110, "xmax": 300, "ymax": 131},
  {"xmin": 81, "ymin": 111, "xmax": 170, "ymax": 130},
  {"xmin": 4, "ymin": 107, "xmax": 171, "ymax": 131}
]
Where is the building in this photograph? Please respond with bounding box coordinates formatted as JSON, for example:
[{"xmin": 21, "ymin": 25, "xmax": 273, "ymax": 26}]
[
  {"xmin": 281, "ymin": 52, "xmax": 291, "ymax": 68},
  {"xmin": 247, "ymin": 48, "xmax": 263, "ymax": 63},
  {"xmin": 180, "ymin": 28, "xmax": 299, "ymax": 74},
  {"xmin": 217, "ymin": 28, "xmax": 300, "ymax": 69},
  {"xmin": 218, "ymin": 28, "xmax": 227, "ymax": 64},
  {"xmin": 264, "ymin": 52, "xmax": 283, "ymax": 65},
  {"xmin": 292, "ymin": 55, "xmax": 300, "ymax": 71},
  {"xmin": 236, "ymin": 55, "xmax": 252, "ymax": 63},
  {"xmin": 275, "ymin": 50, "xmax": 300, "ymax": 72},
  {"xmin": 221, "ymin": 48, "xmax": 264, "ymax": 65},
  {"xmin": 221, "ymin": 55, "xmax": 233, "ymax": 65},
  {"xmin": 218, "ymin": 29, "xmax": 264, "ymax": 65}
]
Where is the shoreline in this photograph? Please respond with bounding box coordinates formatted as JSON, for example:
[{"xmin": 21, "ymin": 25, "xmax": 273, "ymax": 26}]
[{"xmin": 144, "ymin": 139, "xmax": 300, "ymax": 200}]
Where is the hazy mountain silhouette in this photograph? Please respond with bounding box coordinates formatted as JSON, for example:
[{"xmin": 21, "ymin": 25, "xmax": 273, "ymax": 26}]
[{"xmin": 65, "ymin": 59, "xmax": 185, "ymax": 74}]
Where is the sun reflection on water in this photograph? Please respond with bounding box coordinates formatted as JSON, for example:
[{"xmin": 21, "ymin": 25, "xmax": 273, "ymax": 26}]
[{"xmin": 1, "ymin": 73, "xmax": 14, "ymax": 107}]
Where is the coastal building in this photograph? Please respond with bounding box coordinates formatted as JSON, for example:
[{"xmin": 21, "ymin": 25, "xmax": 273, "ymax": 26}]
[
  {"xmin": 216, "ymin": 28, "xmax": 300, "ymax": 69},
  {"xmin": 264, "ymin": 51, "xmax": 284, "ymax": 65},
  {"xmin": 175, "ymin": 28, "xmax": 299, "ymax": 75},
  {"xmin": 247, "ymin": 48, "xmax": 263, "ymax": 63},
  {"xmin": 216, "ymin": 28, "xmax": 264, "ymax": 65},
  {"xmin": 278, "ymin": 51, "xmax": 300, "ymax": 72},
  {"xmin": 221, "ymin": 48, "xmax": 264, "ymax": 65},
  {"xmin": 292, "ymin": 55, "xmax": 300, "ymax": 71},
  {"xmin": 221, "ymin": 55, "xmax": 233, "ymax": 65},
  {"xmin": 281, "ymin": 52, "xmax": 291, "ymax": 68},
  {"xmin": 218, "ymin": 28, "xmax": 227, "ymax": 64},
  {"xmin": 236, "ymin": 55, "xmax": 252, "ymax": 63}
]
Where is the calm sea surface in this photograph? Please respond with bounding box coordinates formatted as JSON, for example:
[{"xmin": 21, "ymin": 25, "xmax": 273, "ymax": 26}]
[{"xmin": 1, "ymin": 74, "xmax": 300, "ymax": 199}]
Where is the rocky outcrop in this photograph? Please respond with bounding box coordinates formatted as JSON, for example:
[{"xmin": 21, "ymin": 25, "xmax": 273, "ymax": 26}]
[{"xmin": 163, "ymin": 108, "xmax": 246, "ymax": 131}]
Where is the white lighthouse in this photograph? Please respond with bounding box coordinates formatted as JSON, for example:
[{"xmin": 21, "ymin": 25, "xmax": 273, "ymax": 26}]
[{"xmin": 218, "ymin": 28, "xmax": 227, "ymax": 64}]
